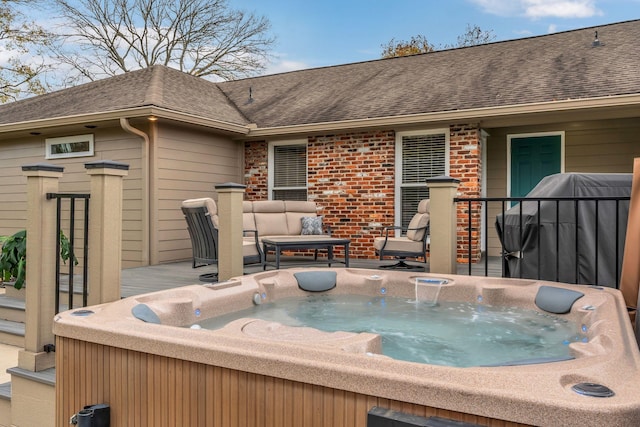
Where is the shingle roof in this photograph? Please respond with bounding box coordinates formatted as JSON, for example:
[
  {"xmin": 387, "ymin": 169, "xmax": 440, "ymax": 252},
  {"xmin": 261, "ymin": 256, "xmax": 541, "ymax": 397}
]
[
  {"xmin": 219, "ymin": 19, "xmax": 640, "ymax": 128},
  {"xmin": 0, "ymin": 19, "xmax": 638, "ymax": 130},
  {"xmin": 0, "ymin": 65, "xmax": 249, "ymax": 126}
]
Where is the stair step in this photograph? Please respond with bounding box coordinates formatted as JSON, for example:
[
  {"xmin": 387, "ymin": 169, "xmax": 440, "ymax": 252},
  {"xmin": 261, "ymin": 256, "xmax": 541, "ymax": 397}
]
[
  {"xmin": 0, "ymin": 319, "xmax": 24, "ymax": 347},
  {"xmin": 0, "ymin": 295, "xmax": 26, "ymax": 323},
  {"xmin": 0, "ymin": 381, "xmax": 11, "ymax": 401},
  {"xmin": 7, "ymin": 366, "xmax": 55, "ymax": 386}
]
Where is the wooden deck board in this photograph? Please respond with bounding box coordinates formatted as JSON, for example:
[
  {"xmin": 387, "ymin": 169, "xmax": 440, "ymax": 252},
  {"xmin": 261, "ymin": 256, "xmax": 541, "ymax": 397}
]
[{"xmin": 120, "ymin": 256, "xmax": 504, "ymax": 298}]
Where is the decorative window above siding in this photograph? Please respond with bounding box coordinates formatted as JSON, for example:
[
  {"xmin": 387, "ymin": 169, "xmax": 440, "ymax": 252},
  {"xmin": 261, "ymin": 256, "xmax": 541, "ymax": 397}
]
[
  {"xmin": 396, "ymin": 130, "xmax": 449, "ymax": 232},
  {"xmin": 269, "ymin": 141, "xmax": 307, "ymax": 200},
  {"xmin": 46, "ymin": 134, "xmax": 95, "ymax": 159}
]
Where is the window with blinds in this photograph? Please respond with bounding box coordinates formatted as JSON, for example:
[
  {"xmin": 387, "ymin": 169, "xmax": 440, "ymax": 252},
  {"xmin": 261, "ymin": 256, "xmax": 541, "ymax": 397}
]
[
  {"xmin": 399, "ymin": 132, "xmax": 447, "ymax": 231},
  {"xmin": 271, "ymin": 143, "xmax": 307, "ymax": 200}
]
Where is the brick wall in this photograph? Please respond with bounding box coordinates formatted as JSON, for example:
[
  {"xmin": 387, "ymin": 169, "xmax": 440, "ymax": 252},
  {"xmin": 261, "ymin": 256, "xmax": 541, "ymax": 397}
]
[
  {"xmin": 307, "ymin": 131, "xmax": 396, "ymax": 258},
  {"xmin": 244, "ymin": 125, "xmax": 482, "ymax": 261},
  {"xmin": 449, "ymin": 124, "xmax": 482, "ymax": 263},
  {"xmin": 244, "ymin": 140, "xmax": 268, "ymax": 200}
]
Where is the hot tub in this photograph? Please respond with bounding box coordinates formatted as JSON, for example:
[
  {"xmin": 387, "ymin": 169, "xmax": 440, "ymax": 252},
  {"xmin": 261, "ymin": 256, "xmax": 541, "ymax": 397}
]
[{"xmin": 53, "ymin": 268, "xmax": 640, "ymax": 426}]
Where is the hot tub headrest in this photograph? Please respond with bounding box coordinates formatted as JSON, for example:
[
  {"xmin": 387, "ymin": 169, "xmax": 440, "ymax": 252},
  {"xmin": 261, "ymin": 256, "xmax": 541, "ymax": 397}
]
[
  {"xmin": 132, "ymin": 303, "xmax": 162, "ymax": 324},
  {"xmin": 294, "ymin": 271, "xmax": 337, "ymax": 292},
  {"xmin": 535, "ymin": 285, "xmax": 584, "ymax": 314}
]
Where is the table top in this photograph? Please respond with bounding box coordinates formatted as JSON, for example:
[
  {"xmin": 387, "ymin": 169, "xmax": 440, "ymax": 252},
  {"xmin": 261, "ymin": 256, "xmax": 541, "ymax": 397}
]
[{"xmin": 262, "ymin": 236, "xmax": 350, "ymax": 245}]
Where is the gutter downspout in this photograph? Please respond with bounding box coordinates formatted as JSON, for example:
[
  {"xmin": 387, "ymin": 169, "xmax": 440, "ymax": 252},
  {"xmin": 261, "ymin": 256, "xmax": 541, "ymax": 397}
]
[{"xmin": 120, "ymin": 118, "xmax": 151, "ymax": 266}]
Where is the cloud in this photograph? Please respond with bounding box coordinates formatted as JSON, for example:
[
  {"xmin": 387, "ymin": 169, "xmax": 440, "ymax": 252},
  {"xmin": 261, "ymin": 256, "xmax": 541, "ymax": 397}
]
[
  {"xmin": 469, "ymin": 0, "xmax": 602, "ymax": 19},
  {"xmin": 523, "ymin": 0, "xmax": 601, "ymax": 18},
  {"xmin": 468, "ymin": 0, "xmax": 521, "ymax": 16},
  {"xmin": 264, "ymin": 58, "xmax": 310, "ymax": 75}
]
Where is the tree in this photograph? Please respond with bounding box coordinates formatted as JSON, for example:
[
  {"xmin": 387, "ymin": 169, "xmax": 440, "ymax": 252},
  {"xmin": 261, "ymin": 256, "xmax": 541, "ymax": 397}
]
[
  {"xmin": 381, "ymin": 35, "xmax": 434, "ymax": 59},
  {"xmin": 453, "ymin": 24, "xmax": 496, "ymax": 48},
  {"xmin": 0, "ymin": 0, "xmax": 51, "ymax": 102},
  {"xmin": 50, "ymin": 0, "xmax": 275, "ymax": 84},
  {"xmin": 381, "ymin": 24, "xmax": 496, "ymax": 58}
]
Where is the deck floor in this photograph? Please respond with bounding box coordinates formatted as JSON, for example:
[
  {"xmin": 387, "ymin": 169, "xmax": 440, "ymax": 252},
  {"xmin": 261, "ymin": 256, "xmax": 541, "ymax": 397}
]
[{"xmin": 120, "ymin": 256, "xmax": 504, "ymax": 297}]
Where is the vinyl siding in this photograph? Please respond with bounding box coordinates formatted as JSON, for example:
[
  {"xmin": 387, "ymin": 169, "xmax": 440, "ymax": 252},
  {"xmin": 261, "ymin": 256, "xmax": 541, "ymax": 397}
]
[
  {"xmin": 0, "ymin": 127, "xmax": 144, "ymax": 268},
  {"xmin": 153, "ymin": 124, "xmax": 243, "ymax": 264}
]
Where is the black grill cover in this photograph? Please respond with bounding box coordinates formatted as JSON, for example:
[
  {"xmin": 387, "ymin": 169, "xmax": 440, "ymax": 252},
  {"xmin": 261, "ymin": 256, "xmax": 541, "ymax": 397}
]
[{"xmin": 495, "ymin": 173, "xmax": 631, "ymax": 287}]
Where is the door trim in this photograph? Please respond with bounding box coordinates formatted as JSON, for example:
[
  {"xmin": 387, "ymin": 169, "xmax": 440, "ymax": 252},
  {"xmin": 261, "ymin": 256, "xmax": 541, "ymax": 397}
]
[{"xmin": 506, "ymin": 131, "xmax": 565, "ymax": 197}]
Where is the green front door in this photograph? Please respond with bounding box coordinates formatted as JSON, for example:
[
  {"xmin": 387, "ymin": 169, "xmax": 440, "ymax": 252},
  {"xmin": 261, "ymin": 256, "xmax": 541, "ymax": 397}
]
[{"xmin": 510, "ymin": 135, "xmax": 562, "ymax": 199}]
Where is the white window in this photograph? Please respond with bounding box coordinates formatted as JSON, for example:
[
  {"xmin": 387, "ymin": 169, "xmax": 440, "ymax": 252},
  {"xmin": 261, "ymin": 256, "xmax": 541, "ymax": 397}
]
[
  {"xmin": 45, "ymin": 134, "xmax": 94, "ymax": 159},
  {"xmin": 268, "ymin": 140, "xmax": 307, "ymax": 200},
  {"xmin": 395, "ymin": 130, "xmax": 449, "ymax": 231}
]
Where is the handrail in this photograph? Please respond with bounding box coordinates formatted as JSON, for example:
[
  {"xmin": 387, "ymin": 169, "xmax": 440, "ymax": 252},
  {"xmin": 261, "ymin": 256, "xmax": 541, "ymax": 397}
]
[
  {"xmin": 46, "ymin": 192, "xmax": 90, "ymax": 313},
  {"xmin": 454, "ymin": 195, "xmax": 631, "ymax": 288}
]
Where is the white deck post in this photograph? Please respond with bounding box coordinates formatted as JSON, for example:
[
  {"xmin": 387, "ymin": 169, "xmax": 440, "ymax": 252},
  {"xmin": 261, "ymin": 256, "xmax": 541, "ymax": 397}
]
[
  {"xmin": 18, "ymin": 164, "xmax": 63, "ymax": 372},
  {"xmin": 86, "ymin": 160, "xmax": 129, "ymax": 306},
  {"xmin": 215, "ymin": 183, "xmax": 245, "ymax": 280},
  {"xmin": 426, "ymin": 176, "xmax": 460, "ymax": 274}
]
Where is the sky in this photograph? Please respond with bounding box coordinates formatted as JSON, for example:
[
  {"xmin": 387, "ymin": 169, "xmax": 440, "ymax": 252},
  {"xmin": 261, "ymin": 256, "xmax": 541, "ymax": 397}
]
[{"xmin": 230, "ymin": 0, "xmax": 640, "ymax": 75}]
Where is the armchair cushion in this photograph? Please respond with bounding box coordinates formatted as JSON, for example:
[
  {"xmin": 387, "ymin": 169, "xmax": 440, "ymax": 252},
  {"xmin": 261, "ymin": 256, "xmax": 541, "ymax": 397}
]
[
  {"xmin": 406, "ymin": 213, "xmax": 429, "ymax": 241},
  {"xmin": 301, "ymin": 216, "xmax": 323, "ymax": 235},
  {"xmin": 406, "ymin": 199, "xmax": 430, "ymax": 241},
  {"xmin": 373, "ymin": 236, "xmax": 424, "ymax": 253}
]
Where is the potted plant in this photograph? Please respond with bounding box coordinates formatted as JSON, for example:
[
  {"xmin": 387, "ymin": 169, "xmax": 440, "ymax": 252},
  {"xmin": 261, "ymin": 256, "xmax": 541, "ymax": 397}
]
[{"xmin": 0, "ymin": 230, "xmax": 77, "ymax": 289}]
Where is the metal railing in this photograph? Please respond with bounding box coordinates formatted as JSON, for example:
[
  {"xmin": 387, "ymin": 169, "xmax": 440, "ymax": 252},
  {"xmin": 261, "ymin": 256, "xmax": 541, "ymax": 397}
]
[
  {"xmin": 455, "ymin": 196, "xmax": 631, "ymax": 288},
  {"xmin": 47, "ymin": 192, "xmax": 90, "ymax": 313}
]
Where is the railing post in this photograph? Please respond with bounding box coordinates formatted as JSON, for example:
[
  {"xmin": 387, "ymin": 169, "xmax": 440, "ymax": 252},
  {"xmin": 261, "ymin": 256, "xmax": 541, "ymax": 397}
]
[
  {"xmin": 620, "ymin": 157, "xmax": 640, "ymax": 339},
  {"xmin": 215, "ymin": 183, "xmax": 245, "ymax": 281},
  {"xmin": 86, "ymin": 160, "xmax": 129, "ymax": 306},
  {"xmin": 426, "ymin": 176, "xmax": 461, "ymax": 274},
  {"xmin": 19, "ymin": 164, "xmax": 63, "ymax": 371}
]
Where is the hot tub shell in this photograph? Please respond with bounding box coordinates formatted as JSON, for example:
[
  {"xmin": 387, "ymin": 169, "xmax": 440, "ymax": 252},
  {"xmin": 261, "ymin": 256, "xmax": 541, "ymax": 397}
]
[{"xmin": 54, "ymin": 268, "xmax": 640, "ymax": 427}]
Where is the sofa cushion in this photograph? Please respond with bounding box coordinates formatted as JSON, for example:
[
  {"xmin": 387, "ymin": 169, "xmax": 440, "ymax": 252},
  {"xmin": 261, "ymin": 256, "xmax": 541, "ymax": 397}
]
[
  {"xmin": 252, "ymin": 201, "xmax": 289, "ymax": 236},
  {"xmin": 301, "ymin": 216, "xmax": 323, "ymax": 235},
  {"xmin": 243, "ymin": 201, "xmax": 256, "ymax": 232},
  {"xmin": 242, "ymin": 237, "xmax": 260, "ymax": 257},
  {"xmin": 284, "ymin": 201, "xmax": 318, "ymax": 234}
]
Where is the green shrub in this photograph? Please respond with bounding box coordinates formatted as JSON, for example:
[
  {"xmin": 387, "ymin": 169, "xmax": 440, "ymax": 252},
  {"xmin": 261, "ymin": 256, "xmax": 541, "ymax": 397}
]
[{"xmin": 0, "ymin": 230, "xmax": 78, "ymax": 290}]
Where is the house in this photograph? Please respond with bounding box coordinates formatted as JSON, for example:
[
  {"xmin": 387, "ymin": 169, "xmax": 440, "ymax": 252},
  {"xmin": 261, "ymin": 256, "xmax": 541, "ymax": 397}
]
[{"xmin": 0, "ymin": 19, "xmax": 639, "ymax": 268}]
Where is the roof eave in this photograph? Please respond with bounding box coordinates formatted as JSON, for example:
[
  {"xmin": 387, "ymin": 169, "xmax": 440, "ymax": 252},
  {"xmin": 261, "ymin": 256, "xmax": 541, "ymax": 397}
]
[
  {"xmin": 243, "ymin": 94, "xmax": 640, "ymax": 138},
  {"xmin": 0, "ymin": 106, "xmax": 251, "ymax": 135}
]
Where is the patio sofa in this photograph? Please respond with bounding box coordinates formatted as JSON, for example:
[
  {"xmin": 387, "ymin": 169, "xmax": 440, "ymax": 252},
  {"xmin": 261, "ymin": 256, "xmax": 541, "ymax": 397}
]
[
  {"xmin": 243, "ymin": 200, "xmax": 329, "ymax": 242},
  {"xmin": 182, "ymin": 198, "xmax": 330, "ymax": 279}
]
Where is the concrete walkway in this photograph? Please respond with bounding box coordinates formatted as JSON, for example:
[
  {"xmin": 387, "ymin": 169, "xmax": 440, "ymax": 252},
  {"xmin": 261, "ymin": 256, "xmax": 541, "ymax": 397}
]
[{"xmin": 0, "ymin": 287, "xmax": 20, "ymax": 384}]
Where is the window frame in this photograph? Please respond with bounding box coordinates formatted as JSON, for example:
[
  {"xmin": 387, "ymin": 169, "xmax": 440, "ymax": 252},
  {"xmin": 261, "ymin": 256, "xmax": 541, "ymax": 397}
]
[
  {"xmin": 267, "ymin": 139, "xmax": 308, "ymax": 201},
  {"xmin": 394, "ymin": 129, "xmax": 450, "ymax": 234},
  {"xmin": 45, "ymin": 134, "xmax": 95, "ymax": 160}
]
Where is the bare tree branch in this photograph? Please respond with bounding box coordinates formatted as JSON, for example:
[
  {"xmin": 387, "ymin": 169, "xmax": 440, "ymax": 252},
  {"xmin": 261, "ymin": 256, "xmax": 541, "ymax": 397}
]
[
  {"xmin": 50, "ymin": 0, "xmax": 274, "ymax": 82},
  {"xmin": 0, "ymin": 0, "xmax": 52, "ymax": 102},
  {"xmin": 381, "ymin": 24, "xmax": 496, "ymax": 58}
]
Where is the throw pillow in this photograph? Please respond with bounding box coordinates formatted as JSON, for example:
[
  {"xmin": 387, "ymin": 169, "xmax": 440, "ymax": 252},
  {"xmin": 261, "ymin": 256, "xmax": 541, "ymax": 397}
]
[{"xmin": 301, "ymin": 216, "xmax": 323, "ymax": 235}]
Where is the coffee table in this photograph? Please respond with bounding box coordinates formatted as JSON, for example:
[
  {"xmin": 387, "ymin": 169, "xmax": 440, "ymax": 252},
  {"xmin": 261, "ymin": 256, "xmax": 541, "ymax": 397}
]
[{"xmin": 262, "ymin": 236, "xmax": 350, "ymax": 269}]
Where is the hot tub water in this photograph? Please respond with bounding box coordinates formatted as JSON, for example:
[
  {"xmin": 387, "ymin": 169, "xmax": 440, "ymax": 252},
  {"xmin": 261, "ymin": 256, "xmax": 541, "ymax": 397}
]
[{"xmin": 193, "ymin": 294, "xmax": 583, "ymax": 367}]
